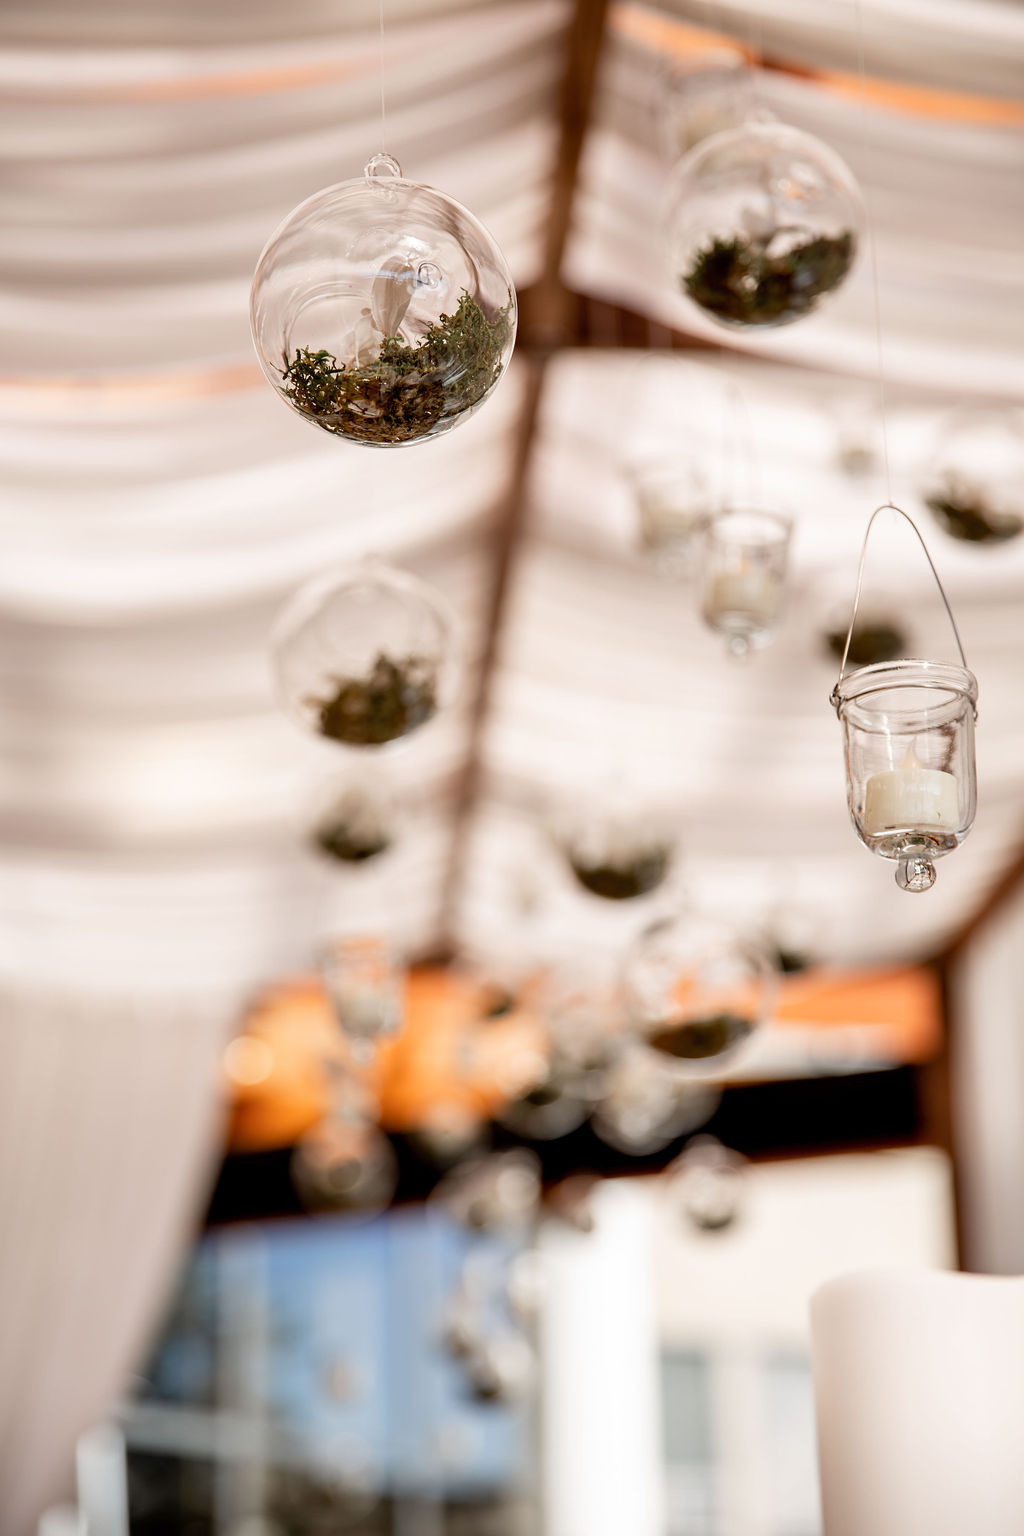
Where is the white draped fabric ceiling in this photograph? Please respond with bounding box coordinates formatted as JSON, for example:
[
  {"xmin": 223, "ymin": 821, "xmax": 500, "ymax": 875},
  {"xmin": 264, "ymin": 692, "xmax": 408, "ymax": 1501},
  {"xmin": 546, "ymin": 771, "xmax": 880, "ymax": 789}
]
[{"xmin": 1, "ymin": 0, "xmax": 1023, "ymax": 1526}]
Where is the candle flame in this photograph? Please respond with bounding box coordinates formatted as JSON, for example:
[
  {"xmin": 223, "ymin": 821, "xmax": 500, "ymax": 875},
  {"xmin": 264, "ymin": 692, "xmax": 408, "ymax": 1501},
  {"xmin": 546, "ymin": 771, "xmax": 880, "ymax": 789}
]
[{"xmin": 901, "ymin": 742, "xmax": 923, "ymax": 772}]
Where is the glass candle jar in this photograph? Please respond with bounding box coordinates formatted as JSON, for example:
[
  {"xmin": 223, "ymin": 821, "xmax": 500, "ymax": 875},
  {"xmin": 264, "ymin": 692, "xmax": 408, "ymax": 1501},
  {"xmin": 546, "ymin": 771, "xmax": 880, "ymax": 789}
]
[
  {"xmin": 628, "ymin": 455, "xmax": 712, "ymax": 578},
  {"xmin": 318, "ymin": 934, "xmax": 405, "ymax": 1056},
  {"xmin": 832, "ymin": 660, "xmax": 978, "ymax": 891},
  {"xmin": 700, "ymin": 507, "xmax": 792, "ymax": 657}
]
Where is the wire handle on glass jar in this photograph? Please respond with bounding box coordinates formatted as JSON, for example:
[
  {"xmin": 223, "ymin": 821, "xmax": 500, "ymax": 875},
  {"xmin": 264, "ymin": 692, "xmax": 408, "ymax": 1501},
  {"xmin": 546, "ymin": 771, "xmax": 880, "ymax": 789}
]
[{"xmin": 830, "ymin": 503, "xmax": 975, "ymax": 719}]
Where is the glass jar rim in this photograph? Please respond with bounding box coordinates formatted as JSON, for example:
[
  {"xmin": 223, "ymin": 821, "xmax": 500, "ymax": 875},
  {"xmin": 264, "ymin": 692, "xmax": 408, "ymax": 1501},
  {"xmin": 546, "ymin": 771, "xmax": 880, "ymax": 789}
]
[
  {"xmin": 706, "ymin": 506, "xmax": 792, "ymax": 543},
  {"xmin": 832, "ymin": 658, "xmax": 978, "ymax": 714}
]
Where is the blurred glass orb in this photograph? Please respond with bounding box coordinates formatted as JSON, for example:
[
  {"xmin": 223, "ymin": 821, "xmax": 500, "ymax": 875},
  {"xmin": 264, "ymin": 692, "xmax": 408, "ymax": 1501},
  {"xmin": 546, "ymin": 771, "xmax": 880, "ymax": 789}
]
[
  {"xmin": 272, "ymin": 560, "xmax": 456, "ymax": 748},
  {"xmin": 623, "ymin": 913, "xmax": 775, "ymax": 1076},
  {"xmin": 431, "ymin": 1149, "xmax": 541, "ymax": 1231},
  {"xmin": 590, "ymin": 1044, "xmax": 721, "ymax": 1156},
  {"xmin": 556, "ymin": 795, "xmax": 677, "ymax": 903},
  {"xmin": 665, "ymin": 123, "xmax": 862, "ymax": 329},
  {"xmin": 505, "ymin": 1250, "xmax": 547, "ymax": 1321},
  {"xmin": 465, "ymin": 1331, "xmax": 535, "ymax": 1404},
  {"xmin": 309, "ymin": 779, "xmax": 396, "ymax": 865},
  {"xmin": 494, "ymin": 971, "xmax": 620, "ymax": 1140},
  {"xmin": 291, "ymin": 1118, "xmax": 398, "ymax": 1216},
  {"xmin": 406, "ymin": 1099, "xmax": 487, "ymax": 1169},
  {"xmin": 921, "ymin": 408, "xmax": 1024, "ymax": 544},
  {"xmin": 497, "ymin": 1066, "xmax": 590, "ymax": 1141},
  {"xmin": 668, "ymin": 1134, "xmax": 748, "ymax": 1232},
  {"xmin": 545, "ymin": 1172, "xmax": 600, "ymax": 1233},
  {"xmin": 251, "ymin": 156, "xmax": 517, "ymax": 447},
  {"xmin": 318, "ymin": 935, "xmax": 404, "ymax": 1055}
]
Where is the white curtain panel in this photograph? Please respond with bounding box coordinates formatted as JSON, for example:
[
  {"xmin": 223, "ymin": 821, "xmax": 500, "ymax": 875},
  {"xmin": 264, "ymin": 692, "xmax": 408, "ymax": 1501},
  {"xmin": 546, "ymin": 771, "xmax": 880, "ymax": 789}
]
[{"xmin": 0, "ymin": 988, "xmax": 232, "ymax": 1536}]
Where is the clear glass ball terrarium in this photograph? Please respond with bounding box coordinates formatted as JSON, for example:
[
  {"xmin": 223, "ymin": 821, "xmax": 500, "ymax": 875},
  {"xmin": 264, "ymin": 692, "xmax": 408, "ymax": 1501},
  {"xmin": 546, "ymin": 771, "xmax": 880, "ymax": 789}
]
[
  {"xmin": 832, "ymin": 661, "xmax": 978, "ymax": 892},
  {"xmin": 251, "ymin": 154, "xmax": 517, "ymax": 447},
  {"xmin": 623, "ymin": 913, "xmax": 776, "ymax": 1075},
  {"xmin": 700, "ymin": 507, "xmax": 792, "ymax": 657},
  {"xmin": 921, "ymin": 408, "xmax": 1024, "ymax": 545},
  {"xmin": 554, "ymin": 791, "xmax": 678, "ymax": 902},
  {"xmin": 272, "ymin": 559, "xmax": 456, "ymax": 749},
  {"xmin": 665, "ymin": 122, "xmax": 862, "ymax": 329}
]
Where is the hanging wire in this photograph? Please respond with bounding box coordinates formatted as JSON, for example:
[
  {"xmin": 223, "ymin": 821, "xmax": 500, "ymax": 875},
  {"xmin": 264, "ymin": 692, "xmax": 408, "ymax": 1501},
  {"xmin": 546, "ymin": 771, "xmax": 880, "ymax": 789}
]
[
  {"xmin": 831, "ymin": 503, "xmax": 972, "ymax": 709},
  {"xmin": 717, "ymin": 380, "xmax": 762, "ymax": 511},
  {"xmin": 853, "ymin": 0, "xmax": 894, "ymax": 504}
]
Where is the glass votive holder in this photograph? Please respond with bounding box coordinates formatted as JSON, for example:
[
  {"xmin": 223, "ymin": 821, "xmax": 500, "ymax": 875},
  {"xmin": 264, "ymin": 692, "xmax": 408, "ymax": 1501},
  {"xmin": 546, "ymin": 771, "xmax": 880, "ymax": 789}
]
[
  {"xmin": 628, "ymin": 456, "xmax": 712, "ymax": 578},
  {"xmin": 832, "ymin": 659, "xmax": 978, "ymax": 892},
  {"xmin": 700, "ymin": 507, "xmax": 792, "ymax": 658}
]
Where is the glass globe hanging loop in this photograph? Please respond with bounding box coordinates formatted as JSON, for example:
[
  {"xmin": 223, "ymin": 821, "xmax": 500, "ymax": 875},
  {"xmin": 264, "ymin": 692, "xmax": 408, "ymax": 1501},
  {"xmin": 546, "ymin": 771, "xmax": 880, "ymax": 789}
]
[
  {"xmin": 250, "ymin": 159, "xmax": 517, "ymax": 447},
  {"xmin": 831, "ymin": 505, "xmax": 979, "ymax": 893},
  {"xmin": 622, "ymin": 913, "xmax": 776, "ymax": 1077},
  {"xmin": 271, "ymin": 559, "xmax": 457, "ymax": 750},
  {"xmin": 665, "ymin": 122, "xmax": 863, "ymax": 329}
]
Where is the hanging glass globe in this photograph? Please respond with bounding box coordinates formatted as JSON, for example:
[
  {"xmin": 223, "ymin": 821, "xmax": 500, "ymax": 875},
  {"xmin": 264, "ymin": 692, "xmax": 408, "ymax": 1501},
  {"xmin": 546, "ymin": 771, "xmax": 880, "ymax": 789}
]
[
  {"xmin": 251, "ymin": 154, "xmax": 517, "ymax": 447},
  {"xmin": 590, "ymin": 1044, "xmax": 721, "ymax": 1156},
  {"xmin": 309, "ymin": 778, "xmax": 396, "ymax": 864},
  {"xmin": 430, "ymin": 1150, "xmax": 541, "ymax": 1232},
  {"xmin": 921, "ymin": 408, "xmax": 1024, "ymax": 544},
  {"xmin": 291, "ymin": 1116, "xmax": 398, "ymax": 1216},
  {"xmin": 665, "ymin": 122, "xmax": 862, "ymax": 329},
  {"xmin": 623, "ymin": 913, "xmax": 776, "ymax": 1075},
  {"xmin": 465, "ymin": 1331, "xmax": 535, "ymax": 1405},
  {"xmin": 554, "ymin": 788, "xmax": 678, "ymax": 902},
  {"xmin": 700, "ymin": 507, "xmax": 792, "ymax": 658},
  {"xmin": 832, "ymin": 661, "xmax": 978, "ymax": 893},
  {"xmin": 667, "ymin": 1135, "xmax": 748, "ymax": 1233},
  {"xmin": 272, "ymin": 559, "xmax": 456, "ymax": 748}
]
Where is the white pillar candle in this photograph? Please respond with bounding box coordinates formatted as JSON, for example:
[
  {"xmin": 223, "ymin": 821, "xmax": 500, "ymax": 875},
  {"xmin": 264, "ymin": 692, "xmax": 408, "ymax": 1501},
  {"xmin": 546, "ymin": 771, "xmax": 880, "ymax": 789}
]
[
  {"xmin": 863, "ymin": 743, "xmax": 959, "ymax": 836},
  {"xmin": 810, "ymin": 1269, "xmax": 1024, "ymax": 1536},
  {"xmin": 706, "ymin": 566, "xmax": 780, "ymax": 626}
]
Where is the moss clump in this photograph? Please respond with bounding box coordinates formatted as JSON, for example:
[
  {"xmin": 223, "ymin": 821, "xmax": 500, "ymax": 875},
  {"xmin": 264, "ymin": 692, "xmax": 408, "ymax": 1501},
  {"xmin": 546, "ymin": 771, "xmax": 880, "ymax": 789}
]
[
  {"xmin": 569, "ymin": 848, "xmax": 671, "ymax": 901},
  {"xmin": 313, "ymin": 821, "xmax": 390, "ymax": 864},
  {"xmin": 647, "ymin": 1012, "xmax": 752, "ymax": 1061},
  {"xmin": 308, "ymin": 653, "xmax": 436, "ymax": 746},
  {"xmin": 684, "ymin": 228, "xmax": 855, "ymax": 327},
  {"xmin": 282, "ymin": 290, "xmax": 513, "ymax": 444},
  {"xmin": 925, "ymin": 477, "xmax": 1023, "ymax": 545}
]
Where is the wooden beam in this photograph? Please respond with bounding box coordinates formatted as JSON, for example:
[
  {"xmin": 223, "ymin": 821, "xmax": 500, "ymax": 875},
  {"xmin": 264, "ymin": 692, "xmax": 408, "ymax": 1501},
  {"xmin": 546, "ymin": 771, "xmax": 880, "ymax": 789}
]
[
  {"xmin": 437, "ymin": 0, "xmax": 612, "ymax": 943},
  {"xmin": 936, "ymin": 825, "xmax": 1024, "ymax": 962}
]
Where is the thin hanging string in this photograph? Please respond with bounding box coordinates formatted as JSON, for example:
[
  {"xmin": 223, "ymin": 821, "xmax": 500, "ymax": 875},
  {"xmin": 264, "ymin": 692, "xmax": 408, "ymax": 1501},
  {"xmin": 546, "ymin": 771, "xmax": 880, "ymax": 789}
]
[
  {"xmin": 718, "ymin": 381, "xmax": 762, "ymax": 510},
  {"xmin": 853, "ymin": 0, "xmax": 893, "ymax": 505},
  {"xmin": 377, "ymin": 0, "xmax": 387, "ymax": 153},
  {"xmin": 832, "ymin": 503, "xmax": 971, "ymax": 707}
]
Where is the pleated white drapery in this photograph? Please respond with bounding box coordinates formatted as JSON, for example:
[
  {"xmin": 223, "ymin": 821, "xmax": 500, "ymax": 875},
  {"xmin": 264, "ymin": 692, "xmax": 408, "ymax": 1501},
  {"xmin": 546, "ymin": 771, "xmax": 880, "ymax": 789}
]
[{"xmin": 0, "ymin": 989, "xmax": 231, "ymax": 1536}]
